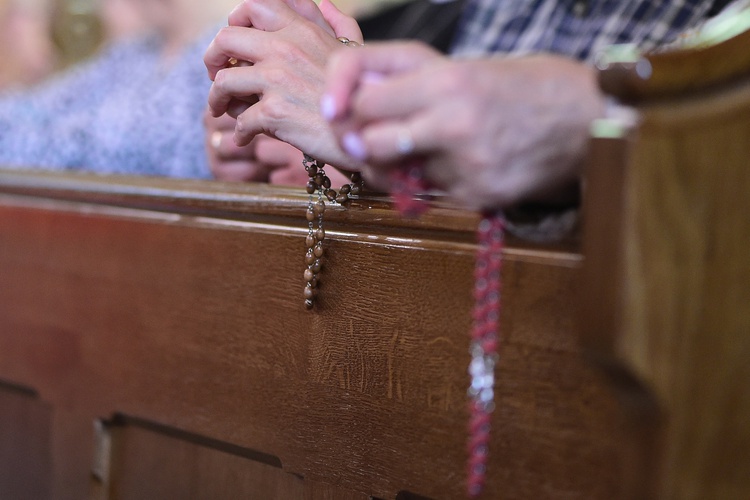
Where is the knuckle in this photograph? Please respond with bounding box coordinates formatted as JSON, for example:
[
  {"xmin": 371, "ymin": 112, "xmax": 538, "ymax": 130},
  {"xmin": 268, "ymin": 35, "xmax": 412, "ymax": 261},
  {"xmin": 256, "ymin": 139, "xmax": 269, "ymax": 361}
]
[
  {"xmin": 259, "ymin": 95, "xmax": 288, "ymax": 123},
  {"xmin": 279, "ymin": 40, "xmax": 308, "ymax": 66},
  {"xmin": 214, "ymin": 27, "xmax": 233, "ymax": 50},
  {"xmin": 213, "ymin": 69, "xmax": 230, "ymax": 92},
  {"xmin": 235, "ymin": 114, "xmax": 246, "ymax": 134},
  {"xmin": 263, "ymin": 66, "xmax": 287, "ymax": 88}
]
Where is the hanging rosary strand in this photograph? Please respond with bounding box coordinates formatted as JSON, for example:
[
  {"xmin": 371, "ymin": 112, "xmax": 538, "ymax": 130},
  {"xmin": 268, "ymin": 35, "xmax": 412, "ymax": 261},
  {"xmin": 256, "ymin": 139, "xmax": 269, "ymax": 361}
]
[
  {"xmin": 467, "ymin": 213, "xmax": 504, "ymax": 498},
  {"xmin": 391, "ymin": 161, "xmax": 505, "ymax": 499},
  {"xmin": 302, "ymin": 154, "xmax": 363, "ymax": 309}
]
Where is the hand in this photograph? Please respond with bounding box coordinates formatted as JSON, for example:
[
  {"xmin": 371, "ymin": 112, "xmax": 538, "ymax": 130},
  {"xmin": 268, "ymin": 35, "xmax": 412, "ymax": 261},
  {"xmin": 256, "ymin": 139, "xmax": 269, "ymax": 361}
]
[
  {"xmin": 204, "ymin": 109, "xmax": 301, "ymax": 182},
  {"xmin": 204, "ymin": 0, "xmax": 363, "ymax": 170},
  {"xmin": 323, "ymin": 42, "xmax": 607, "ymax": 209}
]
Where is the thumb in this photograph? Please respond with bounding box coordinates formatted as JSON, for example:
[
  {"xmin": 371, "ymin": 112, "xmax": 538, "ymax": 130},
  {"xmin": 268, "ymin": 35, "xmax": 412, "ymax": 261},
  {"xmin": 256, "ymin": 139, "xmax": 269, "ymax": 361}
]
[{"xmin": 318, "ymin": 0, "xmax": 363, "ymax": 43}]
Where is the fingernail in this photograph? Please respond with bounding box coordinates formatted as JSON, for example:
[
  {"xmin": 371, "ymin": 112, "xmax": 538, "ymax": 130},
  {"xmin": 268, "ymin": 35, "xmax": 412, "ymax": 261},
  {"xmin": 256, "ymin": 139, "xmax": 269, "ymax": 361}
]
[
  {"xmin": 321, "ymin": 94, "xmax": 336, "ymax": 121},
  {"xmin": 343, "ymin": 132, "xmax": 367, "ymax": 160}
]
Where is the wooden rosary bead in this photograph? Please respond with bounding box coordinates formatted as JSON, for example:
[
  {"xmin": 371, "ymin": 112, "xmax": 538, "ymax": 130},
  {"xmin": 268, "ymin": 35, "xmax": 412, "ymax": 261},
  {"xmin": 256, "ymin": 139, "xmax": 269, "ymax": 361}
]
[
  {"xmin": 304, "ymin": 268, "xmax": 315, "ymax": 282},
  {"xmin": 314, "ymin": 243, "xmax": 324, "ymax": 258},
  {"xmin": 302, "ymin": 155, "xmax": 363, "ymax": 310},
  {"xmin": 305, "ymin": 251, "xmax": 316, "ymax": 265}
]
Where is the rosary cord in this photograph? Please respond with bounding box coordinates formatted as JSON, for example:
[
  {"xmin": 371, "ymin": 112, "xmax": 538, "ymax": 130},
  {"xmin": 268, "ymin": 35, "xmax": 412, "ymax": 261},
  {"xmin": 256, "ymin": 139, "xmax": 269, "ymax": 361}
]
[
  {"xmin": 467, "ymin": 212, "xmax": 504, "ymax": 498},
  {"xmin": 390, "ymin": 160, "xmax": 505, "ymax": 498}
]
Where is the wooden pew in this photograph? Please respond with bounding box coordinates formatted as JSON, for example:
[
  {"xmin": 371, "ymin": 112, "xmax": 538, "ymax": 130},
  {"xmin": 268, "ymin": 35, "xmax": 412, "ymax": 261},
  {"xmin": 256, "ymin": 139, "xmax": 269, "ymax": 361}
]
[
  {"xmin": 585, "ymin": 13, "xmax": 750, "ymax": 499},
  {"xmin": 1, "ymin": 13, "xmax": 750, "ymax": 500},
  {"xmin": 0, "ymin": 174, "xmax": 619, "ymax": 499}
]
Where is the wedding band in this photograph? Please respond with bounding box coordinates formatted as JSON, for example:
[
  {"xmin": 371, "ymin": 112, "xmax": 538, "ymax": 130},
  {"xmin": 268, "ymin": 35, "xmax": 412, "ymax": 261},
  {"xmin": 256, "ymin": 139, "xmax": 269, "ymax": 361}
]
[
  {"xmin": 396, "ymin": 129, "xmax": 415, "ymax": 155},
  {"xmin": 211, "ymin": 131, "xmax": 222, "ymax": 151},
  {"xmin": 336, "ymin": 36, "xmax": 360, "ymax": 48}
]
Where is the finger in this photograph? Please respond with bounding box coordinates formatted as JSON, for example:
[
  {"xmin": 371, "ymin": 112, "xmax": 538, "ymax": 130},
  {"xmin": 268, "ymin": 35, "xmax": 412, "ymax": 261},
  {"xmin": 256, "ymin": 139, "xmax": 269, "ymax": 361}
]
[
  {"xmin": 322, "ymin": 41, "xmax": 441, "ymax": 122},
  {"xmin": 212, "ymin": 160, "xmax": 272, "ymax": 183},
  {"xmin": 269, "ymin": 165, "xmax": 310, "ymax": 186},
  {"xmin": 255, "ymin": 136, "xmax": 301, "ymax": 168},
  {"xmin": 204, "ymin": 26, "xmax": 268, "ymax": 80},
  {"xmin": 228, "ymin": 0, "xmax": 335, "ymax": 36},
  {"xmin": 234, "ymin": 105, "xmax": 268, "ymax": 147},
  {"xmin": 204, "ymin": 109, "xmax": 242, "ymax": 132},
  {"xmin": 227, "ymin": 98, "xmax": 256, "ymax": 119},
  {"xmin": 228, "ymin": 0, "xmax": 297, "ymax": 32},
  {"xmin": 319, "ymin": 0, "xmax": 362, "ymax": 42},
  {"xmin": 280, "ymin": 0, "xmax": 336, "ymax": 37},
  {"xmin": 210, "ymin": 130, "xmax": 257, "ymax": 161},
  {"xmin": 348, "ymin": 71, "xmax": 430, "ymax": 124},
  {"xmin": 208, "ymin": 66, "xmax": 265, "ymax": 117},
  {"xmin": 349, "ymin": 113, "xmax": 440, "ymax": 165},
  {"xmin": 359, "ymin": 163, "xmax": 395, "ymax": 193}
]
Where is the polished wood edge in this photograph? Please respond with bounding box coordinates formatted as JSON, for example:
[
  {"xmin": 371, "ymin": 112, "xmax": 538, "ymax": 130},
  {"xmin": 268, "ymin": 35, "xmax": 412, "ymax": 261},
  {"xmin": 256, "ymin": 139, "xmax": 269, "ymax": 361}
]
[
  {"xmin": 579, "ymin": 132, "xmax": 663, "ymax": 500},
  {"xmin": 0, "ymin": 169, "xmax": 580, "ymax": 253},
  {"xmin": 598, "ymin": 27, "xmax": 750, "ymax": 102}
]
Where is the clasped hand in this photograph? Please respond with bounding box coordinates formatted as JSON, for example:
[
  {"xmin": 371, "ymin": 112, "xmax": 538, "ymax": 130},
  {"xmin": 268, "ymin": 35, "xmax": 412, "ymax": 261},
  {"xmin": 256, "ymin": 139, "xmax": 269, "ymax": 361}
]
[
  {"xmin": 322, "ymin": 43, "xmax": 607, "ymax": 209},
  {"xmin": 204, "ymin": 0, "xmax": 363, "ymax": 171}
]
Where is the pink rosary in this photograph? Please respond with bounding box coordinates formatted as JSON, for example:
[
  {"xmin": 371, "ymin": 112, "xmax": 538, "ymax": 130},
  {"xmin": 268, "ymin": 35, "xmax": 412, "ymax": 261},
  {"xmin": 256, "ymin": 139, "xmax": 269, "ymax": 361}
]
[{"xmin": 390, "ymin": 163, "xmax": 505, "ymax": 498}]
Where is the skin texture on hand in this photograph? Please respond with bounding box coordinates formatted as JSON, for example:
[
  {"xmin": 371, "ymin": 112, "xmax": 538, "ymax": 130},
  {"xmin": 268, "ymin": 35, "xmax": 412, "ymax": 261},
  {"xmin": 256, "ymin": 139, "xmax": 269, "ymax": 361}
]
[
  {"xmin": 204, "ymin": 108, "xmax": 352, "ymax": 186},
  {"xmin": 323, "ymin": 41, "xmax": 607, "ymax": 210},
  {"xmin": 204, "ymin": 0, "xmax": 364, "ymax": 170},
  {"xmin": 205, "ymin": 110, "xmax": 278, "ymax": 182}
]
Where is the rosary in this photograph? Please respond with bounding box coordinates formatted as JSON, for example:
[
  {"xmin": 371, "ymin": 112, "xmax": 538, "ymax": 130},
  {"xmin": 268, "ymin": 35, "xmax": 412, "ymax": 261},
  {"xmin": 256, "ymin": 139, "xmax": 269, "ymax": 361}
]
[{"xmin": 300, "ymin": 157, "xmax": 504, "ymax": 498}]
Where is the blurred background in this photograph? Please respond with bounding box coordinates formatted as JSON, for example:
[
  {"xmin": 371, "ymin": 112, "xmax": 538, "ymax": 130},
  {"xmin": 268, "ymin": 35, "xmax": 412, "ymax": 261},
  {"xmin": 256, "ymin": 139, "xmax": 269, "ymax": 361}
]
[{"xmin": 0, "ymin": 0, "xmax": 410, "ymax": 91}]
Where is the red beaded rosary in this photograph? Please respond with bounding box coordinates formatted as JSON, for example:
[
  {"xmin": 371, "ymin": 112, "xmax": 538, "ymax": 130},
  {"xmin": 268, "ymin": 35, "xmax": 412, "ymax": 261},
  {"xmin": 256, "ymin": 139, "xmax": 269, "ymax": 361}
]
[
  {"xmin": 303, "ymin": 156, "xmax": 504, "ymax": 498},
  {"xmin": 390, "ymin": 164, "xmax": 505, "ymax": 498}
]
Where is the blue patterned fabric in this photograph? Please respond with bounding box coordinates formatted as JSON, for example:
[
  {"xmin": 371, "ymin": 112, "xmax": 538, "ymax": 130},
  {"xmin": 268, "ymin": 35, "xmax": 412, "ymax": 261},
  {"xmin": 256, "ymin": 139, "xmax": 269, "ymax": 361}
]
[
  {"xmin": 0, "ymin": 3, "xmax": 734, "ymax": 177},
  {"xmin": 0, "ymin": 30, "xmax": 215, "ymax": 178},
  {"xmin": 451, "ymin": 0, "xmax": 718, "ymax": 61}
]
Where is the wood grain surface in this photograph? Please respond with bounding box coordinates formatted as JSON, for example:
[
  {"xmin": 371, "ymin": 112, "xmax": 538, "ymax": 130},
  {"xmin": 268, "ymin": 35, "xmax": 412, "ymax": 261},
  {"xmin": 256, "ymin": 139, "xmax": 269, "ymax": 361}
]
[
  {"xmin": 0, "ymin": 174, "xmax": 620, "ymax": 499},
  {"xmin": 585, "ymin": 38, "xmax": 750, "ymax": 500}
]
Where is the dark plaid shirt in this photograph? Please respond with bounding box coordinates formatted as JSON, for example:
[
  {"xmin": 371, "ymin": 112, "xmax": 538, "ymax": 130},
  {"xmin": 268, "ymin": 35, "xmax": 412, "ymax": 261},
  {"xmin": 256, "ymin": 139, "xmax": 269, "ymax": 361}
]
[{"xmin": 450, "ymin": 0, "xmax": 733, "ymax": 62}]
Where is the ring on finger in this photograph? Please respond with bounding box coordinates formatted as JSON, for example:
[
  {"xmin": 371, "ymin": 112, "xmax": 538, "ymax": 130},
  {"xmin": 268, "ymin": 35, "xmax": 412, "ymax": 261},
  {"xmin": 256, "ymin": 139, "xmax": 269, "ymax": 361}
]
[
  {"xmin": 337, "ymin": 36, "xmax": 361, "ymax": 48},
  {"xmin": 396, "ymin": 128, "xmax": 415, "ymax": 155},
  {"xmin": 211, "ymin": 131, "xmax": 222, "ymax": 151}
]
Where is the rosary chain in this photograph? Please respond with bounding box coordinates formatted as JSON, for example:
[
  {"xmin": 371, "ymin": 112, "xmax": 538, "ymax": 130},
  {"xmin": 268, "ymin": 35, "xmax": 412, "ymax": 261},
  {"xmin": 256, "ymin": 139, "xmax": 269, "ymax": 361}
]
[{"xmin": 303, "ymin": 154, "xmax": 363, "ymax": 309}]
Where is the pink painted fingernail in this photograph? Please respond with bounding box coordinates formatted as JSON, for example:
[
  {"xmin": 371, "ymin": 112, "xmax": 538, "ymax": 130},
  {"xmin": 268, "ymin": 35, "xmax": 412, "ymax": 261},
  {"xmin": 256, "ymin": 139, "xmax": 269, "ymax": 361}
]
[
  {"xmin": 321, "ymin": 94, "xmax": 336, "ymax": 121},
  {"xmin": 343, "ymin": 132, "xmax": 367, "ymax": 160}
]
